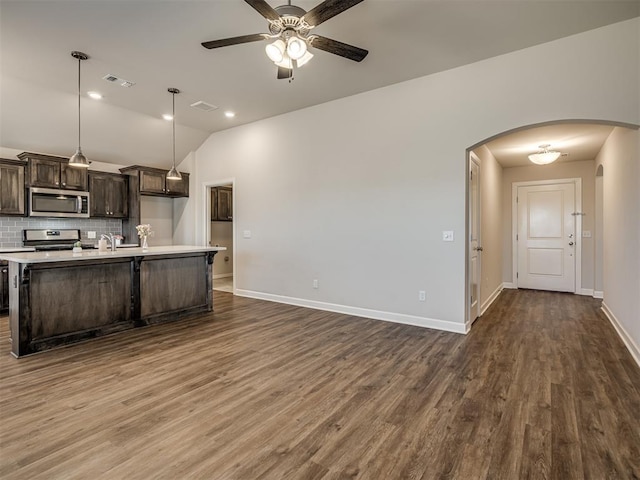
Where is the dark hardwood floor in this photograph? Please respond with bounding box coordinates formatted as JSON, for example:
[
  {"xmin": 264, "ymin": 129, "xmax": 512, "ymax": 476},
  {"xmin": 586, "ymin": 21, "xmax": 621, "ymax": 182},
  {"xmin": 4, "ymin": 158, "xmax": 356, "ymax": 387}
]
[{"xmin": 0, "ymin": 289, "xmax": 639, "ymax": 479}]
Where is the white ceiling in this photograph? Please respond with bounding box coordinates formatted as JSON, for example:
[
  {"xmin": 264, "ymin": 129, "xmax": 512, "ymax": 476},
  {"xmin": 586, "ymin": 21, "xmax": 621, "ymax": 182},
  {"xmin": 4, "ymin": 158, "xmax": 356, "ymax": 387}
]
[
  {"xmin": 1, "ymin": 1, "xmax": 638, "ymax": 168},
  {"xmin": 483, "ymin": 123, "xmax": 616, "ymax": 168}
]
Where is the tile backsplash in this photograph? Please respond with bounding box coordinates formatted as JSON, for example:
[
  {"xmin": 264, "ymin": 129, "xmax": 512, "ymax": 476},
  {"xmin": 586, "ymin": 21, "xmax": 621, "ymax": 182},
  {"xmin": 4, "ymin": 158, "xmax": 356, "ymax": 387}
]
[{"xmin": 0, "ymin": 217, "xmax": 123, "ymax": 248}]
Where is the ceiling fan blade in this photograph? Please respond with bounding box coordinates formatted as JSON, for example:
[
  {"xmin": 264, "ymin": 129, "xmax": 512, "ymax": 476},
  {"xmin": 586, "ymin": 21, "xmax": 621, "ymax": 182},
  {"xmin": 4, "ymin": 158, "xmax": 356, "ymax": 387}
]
[
  {"xmin": 308, "ymin": 35, "xmax": 368, "ymax": 62},
  {"xmin": 303, "ymin": 0, "xmax": 365, "ymax": 27},
  {"xmin": 201, "ymin": 34, "xmax": 266, "ymax": 49},
  {"xmin": 277, "ymin": 66, "xmax": 292, "ymax": 79},
  {"xmin": 245, "ymin": 0, "xmax": 281, "ymax": 22}
]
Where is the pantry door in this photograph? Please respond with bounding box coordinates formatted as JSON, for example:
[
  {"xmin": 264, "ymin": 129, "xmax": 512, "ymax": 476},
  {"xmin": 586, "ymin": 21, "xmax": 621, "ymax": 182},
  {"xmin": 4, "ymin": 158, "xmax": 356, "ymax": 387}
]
[{"xmin": 515, "ymin": 180, "xmax": 578, "ymax": 293}]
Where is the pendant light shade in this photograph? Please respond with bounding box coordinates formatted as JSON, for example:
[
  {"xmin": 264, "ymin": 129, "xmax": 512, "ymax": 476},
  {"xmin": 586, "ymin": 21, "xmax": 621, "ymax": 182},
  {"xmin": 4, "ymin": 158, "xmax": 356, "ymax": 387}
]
[
  {"xmin": 69, "ymin": 51, "xmax": 90, "ymax": 168},
  {"xmin": 528, "ymin": 144, "xmax": 561, "ymax": 165},
  {"xmin": 166, "ymin": 88, "xmax": 182, "ymax": 181}
]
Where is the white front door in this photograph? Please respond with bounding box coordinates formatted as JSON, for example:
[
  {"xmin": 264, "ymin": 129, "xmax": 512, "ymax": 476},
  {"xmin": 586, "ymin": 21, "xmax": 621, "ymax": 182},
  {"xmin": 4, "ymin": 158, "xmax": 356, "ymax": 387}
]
[
  {"xmin": 469, "ymin": 157, "xmax": 481, "ymax": 322},
  {"xmin": 517, "ymin": 182, "xmax": 576, "ymax": 292}
]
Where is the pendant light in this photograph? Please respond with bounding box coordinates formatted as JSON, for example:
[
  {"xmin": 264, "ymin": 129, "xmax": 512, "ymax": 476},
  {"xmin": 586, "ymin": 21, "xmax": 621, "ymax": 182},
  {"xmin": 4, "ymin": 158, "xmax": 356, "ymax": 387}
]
[
  {"xmin": 166, "ymin": 88, "xmax": 182, "ymax": 181},
  {"xmin": 69, "ymin": 51, "xmax": 90, "ymax": 168}
]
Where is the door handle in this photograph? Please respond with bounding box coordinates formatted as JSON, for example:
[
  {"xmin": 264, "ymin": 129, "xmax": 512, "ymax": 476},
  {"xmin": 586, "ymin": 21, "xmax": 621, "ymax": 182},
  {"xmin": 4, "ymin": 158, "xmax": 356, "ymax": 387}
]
[
  {"xmin": 475, "ymin": 246, "xmax": 483, "ymax": 252},
  {"xmin": 569, "ymin": 242, "xmax": 574, "ymax": 246}
]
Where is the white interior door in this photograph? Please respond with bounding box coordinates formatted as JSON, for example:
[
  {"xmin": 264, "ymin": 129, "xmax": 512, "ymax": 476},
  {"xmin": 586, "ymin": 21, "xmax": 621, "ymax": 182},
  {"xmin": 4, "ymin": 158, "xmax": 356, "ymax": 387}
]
[
  {"xmin": 469, "ymin": 158, "xmax": 481, "ymax": 322},
  {"xmin": 517, "ymin": 182, "xmax": 576, "ymax": 292}
]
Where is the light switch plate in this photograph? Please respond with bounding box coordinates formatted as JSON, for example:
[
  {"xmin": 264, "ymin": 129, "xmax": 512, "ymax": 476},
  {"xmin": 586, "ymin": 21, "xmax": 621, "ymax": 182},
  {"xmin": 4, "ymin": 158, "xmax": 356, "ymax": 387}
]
[
  {"xmin": 582, "ymin": 230, "xmax": 592, "ymax": 238},
  {"xmin": 442, "ymin": 231, "xmax": 454, "ymax": 242},
  {"xmin": 243, "ymin": 230, "xmax": 252, "ymax": 239}
]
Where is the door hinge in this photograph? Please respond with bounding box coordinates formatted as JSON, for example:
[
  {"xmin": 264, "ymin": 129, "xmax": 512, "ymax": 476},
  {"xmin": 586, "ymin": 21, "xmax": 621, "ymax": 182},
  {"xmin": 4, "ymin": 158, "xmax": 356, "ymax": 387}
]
[
  {"xmin": 470, "ymin": 171, "xmax": 473, "ymax": 181},
  {"xmin": 517, "ymin": 272, "xmax": 519, "ymax": 279},
  {"xmin": 516, "ymin": 234, "xmax": 518, "ymax": 241},
  {"xmin": 516, "ymin": 196, "xmax": 518, "ymax": 203}
]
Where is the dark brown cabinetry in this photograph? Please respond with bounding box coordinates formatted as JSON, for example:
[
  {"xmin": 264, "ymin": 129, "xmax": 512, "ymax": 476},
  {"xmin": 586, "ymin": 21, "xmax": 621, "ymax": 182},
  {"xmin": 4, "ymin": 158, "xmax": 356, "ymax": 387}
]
[
  {"xmin": 0, "ymin": 159, "xmax": 26, "ymax": 216},
  {"xmin": 121, "ymin": 166, "xmax": 189, "ymax": 197},
  {"xmin": 1, "ymin": 261, "xmax": 8, "ymax": 313},
  {"xmin": 119, "ymin": 165, "xmax": 190, "ymax": 244},
  {"xmin": 211, "ymin": 186, "xmax": 232, "ymax": 221},
  {"xmin": 18, "ymin": 152, "xmax": 88, "ymax": 191},
  {"xmin": 89, "ymin": 172, "xmax": 129, "ymax": 218}
]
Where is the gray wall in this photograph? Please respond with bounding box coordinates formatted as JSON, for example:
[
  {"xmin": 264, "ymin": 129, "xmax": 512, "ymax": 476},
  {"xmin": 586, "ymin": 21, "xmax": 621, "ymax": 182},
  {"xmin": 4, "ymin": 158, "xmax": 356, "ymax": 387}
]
[
  {"xmin": 174, "ymin": 19, "xmax": 639, "ymax": 332},
  {"xmin": 596, "ymin": 126, "xmax": 640, "ymax": 362}
]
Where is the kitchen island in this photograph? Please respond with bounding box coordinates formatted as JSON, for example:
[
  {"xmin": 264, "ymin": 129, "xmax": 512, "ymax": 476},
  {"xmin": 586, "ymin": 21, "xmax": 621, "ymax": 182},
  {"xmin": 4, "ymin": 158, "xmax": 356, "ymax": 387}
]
[{"xmin": 0, "ymin": 246, "xmax": 226, "ymax": 357}]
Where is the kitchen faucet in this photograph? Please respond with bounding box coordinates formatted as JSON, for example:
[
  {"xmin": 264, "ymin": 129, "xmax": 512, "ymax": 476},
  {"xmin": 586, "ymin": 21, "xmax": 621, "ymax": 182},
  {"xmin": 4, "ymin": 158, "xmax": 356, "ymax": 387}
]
[{"xmin": 101, "ymin": 233, "xmax": 117, "ymax": 251}]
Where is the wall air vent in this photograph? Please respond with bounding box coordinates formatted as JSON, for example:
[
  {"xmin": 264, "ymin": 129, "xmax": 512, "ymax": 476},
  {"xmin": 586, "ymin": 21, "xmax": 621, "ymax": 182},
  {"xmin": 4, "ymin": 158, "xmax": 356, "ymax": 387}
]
[
  {"xmin": 190, "ymin": 101, "xmax": 218, "ymax": 112},
  {"xmin": 102, "ymin": 74, "xmax": 136, "ymax": 87}
]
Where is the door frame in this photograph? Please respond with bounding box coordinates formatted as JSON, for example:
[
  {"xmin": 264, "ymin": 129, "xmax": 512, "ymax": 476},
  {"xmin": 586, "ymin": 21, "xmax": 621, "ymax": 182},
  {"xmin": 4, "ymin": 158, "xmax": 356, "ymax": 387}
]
[
  {"xmin": 468, "ymin": 152, "xmax": 482, "ymax": 324},
  {"xmin": 511, "ymin": 178, "xmax": 582, "ymax": 294},
  {"xmin": 204, "ymin": 178, "xmax": 236, "ymax": 293}
]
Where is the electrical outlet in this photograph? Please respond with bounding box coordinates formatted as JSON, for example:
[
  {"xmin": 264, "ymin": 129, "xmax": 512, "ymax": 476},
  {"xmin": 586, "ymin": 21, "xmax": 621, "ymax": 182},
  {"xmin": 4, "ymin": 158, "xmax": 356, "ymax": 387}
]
[
  {"xmin": 243, "ymin": 230, "xmax": 251, "ymax": 239},
  {"xmin": 313, "ymin": 279, "xmax": 319, "ymax": 289},
  {"xmin": 87, "ymin": 231, "xmax": 96, "ymax": 239},
  {"xmin": 419, "ymin": 290, "xmax": 426, "ymax": 301},
  {"xmin": 582, "ymin": 230, "xmax": 592, "ymax": 238},
  {"xmin": 442, "ymin": 231, "xmax": 454, "ymax": 242}
]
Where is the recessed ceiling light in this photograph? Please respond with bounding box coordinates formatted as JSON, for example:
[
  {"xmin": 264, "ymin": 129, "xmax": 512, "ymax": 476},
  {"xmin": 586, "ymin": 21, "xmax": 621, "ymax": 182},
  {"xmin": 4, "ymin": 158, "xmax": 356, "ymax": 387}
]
[
  {"xmin": 162, "ymin": 114, "xmax": 173, "ymax": 121},
  {"xmin": 224, "ymin": 111, "xmax": 235, "ymax": 118},
  {"xmin": 87, "ymin": 91, "xmax": 102, "ymax": 100}
]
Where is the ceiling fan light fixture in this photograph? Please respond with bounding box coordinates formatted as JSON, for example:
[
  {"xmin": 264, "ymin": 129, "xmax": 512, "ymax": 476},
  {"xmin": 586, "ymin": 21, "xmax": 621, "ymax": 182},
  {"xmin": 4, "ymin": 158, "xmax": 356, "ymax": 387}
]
[
  {"xmin": 296, "ymin": 50, "xmax": 314, "ymax": 67},
  {"xmin": 528, "ymin": 144, "xmax": 561, "ymax": 165},
  {"xmin": 265, "ymin": 39, "xmax": 286, "ymax": 62},
  {"xmin": 286, "ymin": 35, "xmax": 307, "ymax": 60},
  {"xmin": 275, "ymin": 55, "xmax": 293, "ymax": 69}
]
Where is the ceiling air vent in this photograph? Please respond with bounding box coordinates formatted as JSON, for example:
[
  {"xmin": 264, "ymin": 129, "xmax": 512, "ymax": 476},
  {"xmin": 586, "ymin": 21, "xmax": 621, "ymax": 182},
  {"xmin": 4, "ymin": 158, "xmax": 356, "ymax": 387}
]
[
  {"xmin": 102, "ymin": 74, "xmax": 136, "ymax": 87},
  {"xmin": 190, "ymin": 101, "xmax": 218, "ymax": 112}
]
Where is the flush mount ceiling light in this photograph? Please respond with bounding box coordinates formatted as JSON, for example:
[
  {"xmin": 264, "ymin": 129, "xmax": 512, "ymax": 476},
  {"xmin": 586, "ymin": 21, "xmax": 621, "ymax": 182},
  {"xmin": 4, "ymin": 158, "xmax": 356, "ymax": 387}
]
[
  {"xmin": 528, "ymin": 144, "xmax": 562, "ymax": 165},
  {"xmin": 69, "ymin": 51, "xmax": 90, "ymax": 168},
  {"xmin": 224, "ymin": 111, "xmax": 236, "ymax": 118},
  {"xmin": 87, "ymin": 91, "xmax": 102, "ymax": 100},
  {"xmin": 162, "ymin": 114, "xmax": 173, "ymax": 121},
  {"xmin": 201, "ymin": 0, "xmax": 367, "ymax": 81},
  {"xmin": 166, "ymin": 88, "xmax": 182, "ymax": 181}
]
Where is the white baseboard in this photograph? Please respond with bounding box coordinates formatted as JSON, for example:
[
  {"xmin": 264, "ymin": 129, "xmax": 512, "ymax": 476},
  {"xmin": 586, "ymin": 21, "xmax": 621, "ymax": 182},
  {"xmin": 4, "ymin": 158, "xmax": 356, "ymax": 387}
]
[
  {"xmin": 579, "ymin": 288, "xmax": 594, "ymax": 296},
  {"xmin": 234, "ymin": 289, "xmax": 469, "ymax": 334},
  {"xmin": 593, "ymin": 290, "xmax": 604, "ymax": 299},
  {"xmin": 480, "ymin": 284, "xmax": 504, "ymax": 316},
  {"xmin": 601, "ymin": 302, "xmax": 640, "ymax": 368},
  {"xmin": 502, "ymin": 282, "xmax": 517, "ymax": 289},
  {"xmin": 213, "ymin": 273, "xmax": 233, "ymax": 279}
]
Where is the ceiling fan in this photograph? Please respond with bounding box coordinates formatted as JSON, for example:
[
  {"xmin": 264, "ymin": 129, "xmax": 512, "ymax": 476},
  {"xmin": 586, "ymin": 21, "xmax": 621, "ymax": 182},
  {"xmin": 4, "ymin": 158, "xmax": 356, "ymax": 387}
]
[{"xmin": 201, "ymin": 0, "xmax": 368, "ymax": 80}]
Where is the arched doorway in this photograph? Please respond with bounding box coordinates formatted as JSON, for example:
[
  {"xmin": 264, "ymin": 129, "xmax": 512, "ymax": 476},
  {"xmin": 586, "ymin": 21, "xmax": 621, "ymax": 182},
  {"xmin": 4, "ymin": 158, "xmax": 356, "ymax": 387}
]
[{"xmin": 464, "ymin": 119, "xmax": 639, "ymax": 328}]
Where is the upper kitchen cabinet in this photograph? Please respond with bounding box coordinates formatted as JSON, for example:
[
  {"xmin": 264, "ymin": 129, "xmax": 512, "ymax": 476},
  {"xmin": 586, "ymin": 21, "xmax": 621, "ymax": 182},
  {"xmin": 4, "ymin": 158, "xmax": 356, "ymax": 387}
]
[
  {"xmin": 18, "ymin": 152, "xmax": 88, "ymax": 191},
  {"xmin": 120, "ymin": 166, "xmax": 189, "ymax": 198},
  {"xmin": 0, "ymin": 158, "xmax": 26, "ymax": 216},
  {"xmin": 89, "ymin": 171, "xmax": 128, "ymax": 218},
  {"xmin": 211, "ymin": 186, "xmax": 232, "ymax": 221}
]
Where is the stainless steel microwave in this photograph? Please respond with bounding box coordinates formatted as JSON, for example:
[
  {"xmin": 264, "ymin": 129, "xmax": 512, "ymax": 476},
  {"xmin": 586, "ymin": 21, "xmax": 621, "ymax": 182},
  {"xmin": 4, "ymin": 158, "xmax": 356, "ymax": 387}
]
[{"xmin": 29, "ymin": 187, "xmax": 90, "ymax": 218}]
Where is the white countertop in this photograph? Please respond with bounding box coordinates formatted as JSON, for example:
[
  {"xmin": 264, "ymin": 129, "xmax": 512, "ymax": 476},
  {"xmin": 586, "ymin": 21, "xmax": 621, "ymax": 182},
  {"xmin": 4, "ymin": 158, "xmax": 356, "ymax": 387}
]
[
  {"xmin": 0, "ymin": 245, "xmax": 226, "ymax": 264},
  {"xmin": 0, "ymin": 247, "xmax": 36, "ymax": 253}
]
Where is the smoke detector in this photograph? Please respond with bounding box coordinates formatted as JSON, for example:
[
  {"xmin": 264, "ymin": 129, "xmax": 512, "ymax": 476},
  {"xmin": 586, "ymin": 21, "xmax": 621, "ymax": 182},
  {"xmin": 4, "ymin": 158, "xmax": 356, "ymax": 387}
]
[{"xmin": 102, "ymin": 74, "xmax": 136, "ymax": 88}]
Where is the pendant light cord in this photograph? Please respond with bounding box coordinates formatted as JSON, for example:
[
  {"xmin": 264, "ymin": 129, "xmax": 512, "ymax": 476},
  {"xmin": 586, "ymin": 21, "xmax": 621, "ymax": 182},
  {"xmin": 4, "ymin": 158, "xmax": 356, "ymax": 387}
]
[
  {"xmin": 77, "ymin": 55, "xmax": 81, "ymax": 150},
  {"xmin": 172, "ymin": 91, "xmax": 176, "ymax": 168}
]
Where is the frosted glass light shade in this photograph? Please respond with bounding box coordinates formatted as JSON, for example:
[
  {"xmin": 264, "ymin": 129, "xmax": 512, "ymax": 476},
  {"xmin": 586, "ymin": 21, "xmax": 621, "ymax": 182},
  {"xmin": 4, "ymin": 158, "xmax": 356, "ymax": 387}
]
[
  {"xmin": 266, "ymin": 40, "xmax": 286, "ymax": 62},
  {"xmin": 286, "ymin": 36, "xmax": 307, "ymax": 60},
  {"xmin": 296, "ymin": 51, "xmax": 314, "ymax": 67}
]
